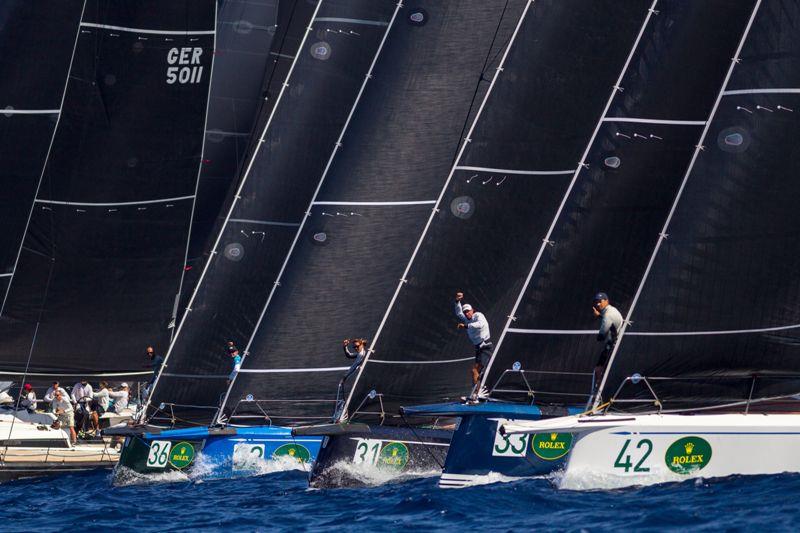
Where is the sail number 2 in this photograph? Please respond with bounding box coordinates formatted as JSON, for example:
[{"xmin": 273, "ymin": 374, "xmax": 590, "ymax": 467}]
[{"xmin": 613, "ymin": 438, "xmax": 652, "ymax": 472}]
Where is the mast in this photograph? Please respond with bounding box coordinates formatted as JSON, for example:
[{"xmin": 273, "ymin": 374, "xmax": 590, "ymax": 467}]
[
  {"xmin": 598, "ymin": 0, "xmax": 800, "ymax": 410},
  {"xmin": 0, "ymin": 1, "xmax": 215, "ymax": 381}
]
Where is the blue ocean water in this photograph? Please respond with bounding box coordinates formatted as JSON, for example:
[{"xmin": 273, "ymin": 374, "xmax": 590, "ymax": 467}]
[{"xmin": 2, "ymin": 469, "xmax": 798, "ymax": 531}]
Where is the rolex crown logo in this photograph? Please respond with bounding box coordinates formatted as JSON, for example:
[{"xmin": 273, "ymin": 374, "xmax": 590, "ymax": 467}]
[
  {"xmin": 288, "ymin": 449, "xmax": 296, "ymax": 456},
  {"xmin": 550, "ymin": 433, "xmax": 558, "ymax": 441},
  {"xmin": 392, "ymin": 449, "xmax": 398, "ymax": 456},
  {"xmin": 684, "ymin": 442, "xmax": 694, "ymax": 454}
]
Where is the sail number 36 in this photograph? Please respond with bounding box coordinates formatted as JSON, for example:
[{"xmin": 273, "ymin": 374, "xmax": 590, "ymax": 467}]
[
  {"xmin": 613, "ymin": 438, "xmax": 652, "ymax": 472},
  {"xmin": 146, "ymin": 440, "xmax": 172, "ymax": 468}
]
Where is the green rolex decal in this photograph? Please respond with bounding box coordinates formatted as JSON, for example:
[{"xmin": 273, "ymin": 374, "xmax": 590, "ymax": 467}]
[
  {"xmin": 531, "ymin": 433, "xmax": 573, "ymax": 461},
  {"xmin": 378, "ymin": 442, "xmax": 409, "ymax": 470},
  {"xmin": 273, "ymin": 443, "xmax": 311, "ymax": 463},
  {"xmin": 168, "ymin": 441, "xmax": 195, "ymax": 469},
  {"xmin": 665, "ymin": 436, "xmax": 712, "ymax": 475}
]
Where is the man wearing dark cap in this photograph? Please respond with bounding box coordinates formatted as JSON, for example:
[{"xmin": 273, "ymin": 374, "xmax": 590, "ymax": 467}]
[{"xmin": 592, "ymin": 292, "xmax": 623, "ymax": 390}]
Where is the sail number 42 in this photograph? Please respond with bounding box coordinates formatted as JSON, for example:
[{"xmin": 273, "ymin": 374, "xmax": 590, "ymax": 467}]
[{"xmin": 614, "ymin": 438, "xmax": 652, "ymax": 472}]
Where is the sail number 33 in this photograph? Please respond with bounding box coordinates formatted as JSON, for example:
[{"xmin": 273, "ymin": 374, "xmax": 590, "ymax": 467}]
[{"xmin": 613, "ymin": 438, "xmax": 652, "ymax": 472}]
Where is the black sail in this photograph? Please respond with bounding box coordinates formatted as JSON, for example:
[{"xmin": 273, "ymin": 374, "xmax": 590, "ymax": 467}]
[
  {"xmin": 485, "ymin": 1, "xmax": 759, "ymax": 406},
  {"xmin": 175, "ymin": 0, "xmax": 303, "ymax": 322},
  {"xmin": 345, "ymin": 0, "xmax": 663, "ymax": 419},
  {"xmin": 0, "ymin": 1, "xmax": 215, "ymax": 381},
  {"xmin": 601, "ymin": 0, "xmax": 800, "ymax": 410},
  {"xmin": 0, "ymin": 1, "xmax": 84, "ymax": 307},
  {"xmin": 147, "ymin": 0, "xmax": 398, "ymax": 426},
  {"xmin": 219, "ymin": 0, "xmax": 530, "ymax": 426}
]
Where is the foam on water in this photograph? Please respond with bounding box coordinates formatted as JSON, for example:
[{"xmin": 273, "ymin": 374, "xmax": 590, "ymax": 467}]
[{"xmin": 318, "ymin": 460, "xmax": 440, "ymax": 487}]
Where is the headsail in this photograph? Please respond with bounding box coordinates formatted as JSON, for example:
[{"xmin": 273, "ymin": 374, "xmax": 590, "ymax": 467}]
[
  {"xmin": 146, "ymin": 0, "xmax": 399, "ymax": 426},
  {"xmin": 481, "ymin": 0, "xmax": 760, "ymax": 407},
  {"xmin": 0, "ymin": 0, "xmax": 215, "ymax": 380},
  {"xmin": 599, "ymin": 0, "xmax": 800, "ymax": 411},
  {"xmin": 343, "ymin": 0, "xmax": 667, "ymax": 420},
  {"xmin": 218, "ymin": 0, "xmax": 528, "ymax": 426}
]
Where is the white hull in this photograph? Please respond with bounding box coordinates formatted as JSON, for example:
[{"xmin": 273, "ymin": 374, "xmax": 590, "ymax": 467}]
[
  {"xmin": 0, "ymin": 412, "xmax": 119, "ymax": 482},
  {"xmin": 503, "ymin": 413, "xmax": 800, "ymax": 490}
]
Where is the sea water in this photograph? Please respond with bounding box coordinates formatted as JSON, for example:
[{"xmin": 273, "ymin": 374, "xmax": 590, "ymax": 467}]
[{"xmin": 2, "ymin": 468, "xmax": 799, "ymax": 531}]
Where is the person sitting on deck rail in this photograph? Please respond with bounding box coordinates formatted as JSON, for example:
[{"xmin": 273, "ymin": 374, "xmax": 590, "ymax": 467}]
[
  {"xmin": 334, "ymin": 338, "xmax": 368, "ymax": 420},
  {"xmin": 89, "ymin": 381, "xmax": 111, "ymax": 434},
  {"xmin": 592, "ymin": 292, "xmax": 624, "ymax": 392},
  {"xmin": 109, "ymin": 383, "xmax": 129, "ymax": 414},
  {"xmin": 44, "ymin": 381, "xmax": 69, "ymax": 406},
  {"xmin": 19, "ymin": 384, "xmax": 37, "ymax": 413},
  {"xmin": 51, "ymin": 389, "xmax": 76, "ymax": 445},
  {"xmin": 454, "ymin": 292, "xmax": 492, "ymax": 399}
]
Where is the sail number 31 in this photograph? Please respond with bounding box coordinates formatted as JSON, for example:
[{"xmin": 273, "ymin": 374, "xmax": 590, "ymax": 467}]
[{"xmin": 613, "ymin": 438, "xmax": 652, "ymax": 472}]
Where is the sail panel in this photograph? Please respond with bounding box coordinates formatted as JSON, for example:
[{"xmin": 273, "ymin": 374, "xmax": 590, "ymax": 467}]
[{"xmin": 82, "ymin": 0, "xmax": 212, "ymax": 31}]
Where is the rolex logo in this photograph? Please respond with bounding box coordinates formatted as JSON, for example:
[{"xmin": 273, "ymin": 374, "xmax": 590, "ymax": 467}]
[
  {"xmin": 684, "ymin": 442, "xmax": 694, "ymax": 454},
  {"xmin": 550, "ymin": 433, "xmax": 558, "ymax": 441}
]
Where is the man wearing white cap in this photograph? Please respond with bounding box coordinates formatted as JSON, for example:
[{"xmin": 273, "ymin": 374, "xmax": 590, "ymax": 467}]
[
  {"xmin": 454, "ymin": 291, "xmax": 492, "ymax": 392},
  {"xmin": 109, "ymin": 383, "xmax": 129, "ymax": 414}
]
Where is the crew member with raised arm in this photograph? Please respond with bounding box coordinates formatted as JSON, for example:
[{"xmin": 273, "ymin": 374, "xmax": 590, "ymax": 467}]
[
  {"xmin": 334, "ymin": 338, "xmax": 368, "ymax": 420},
  {"xmin": 44, "ymin": 381, "xmax": 69, "ymax": 405},
  {"xmin": 455, "ymin": 291, "xmax": 492, "ymax": 398},
  {"xmin": 592, "ymin": 292, "xmax": 624, "ymax": 392}
]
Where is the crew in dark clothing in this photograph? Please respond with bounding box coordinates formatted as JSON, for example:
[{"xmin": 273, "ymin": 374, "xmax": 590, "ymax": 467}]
[
  {"xmin": 334, "ymin": 338, "xmax": 368, "ymax": 420},
  {"xmin": 592, "ymin": 292, "xmax": 624, "ymax": 391},
  {"xmin": 146, "ymin": 345, "xmax": 165, "ymax": 384}
]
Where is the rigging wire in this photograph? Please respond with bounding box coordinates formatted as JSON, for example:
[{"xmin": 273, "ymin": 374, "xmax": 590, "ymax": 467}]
[{"xmin": 399, "ymin": 412, "xmax": 444, "ymax": 470}]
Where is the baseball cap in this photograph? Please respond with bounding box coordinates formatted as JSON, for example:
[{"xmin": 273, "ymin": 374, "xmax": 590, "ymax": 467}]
[
  {"xmin": 120, "ymin": 382, "xmax": 128, "ymax": 388},
  {"xmin": 593, "ymin": 292, "xmax": 609, "ymax": 302},
  {"xmin": 461, "ymin": 304, "xmax": 473, "ymax": 312},
  {"xmin": 23, "ymin": 383, "xmax": 32, "ymax": 391}
]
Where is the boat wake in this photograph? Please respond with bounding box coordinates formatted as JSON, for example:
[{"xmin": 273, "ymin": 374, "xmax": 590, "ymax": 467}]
[
  {"xmin": 552, "ymin": 467, "xmax": 691, "ymax": 491},
  {"xmin": 315, "ymin": 460, "xmax": 440, "ymax": 488}
]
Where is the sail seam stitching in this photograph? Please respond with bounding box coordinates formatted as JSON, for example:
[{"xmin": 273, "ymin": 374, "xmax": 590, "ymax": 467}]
[
  {"xmin": 454, "ymin": 165, "xmax": 575, "ymax": 175},
  {"xmin": 80, "ymin": 22, "xmax": 215, "ymax": 35},
  {"xmin": 34, "ymin": 195, "xmax": 195, "ymax": 207}
]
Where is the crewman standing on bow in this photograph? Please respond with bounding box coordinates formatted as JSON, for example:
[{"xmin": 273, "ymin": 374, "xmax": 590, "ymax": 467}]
[
  {"xmin": 455, "ymin": 292, "xmax": 492, "ymax": 395},
  {"xmin": 592, "ymin": 291, "xmax": 624, "ymax": 390}
]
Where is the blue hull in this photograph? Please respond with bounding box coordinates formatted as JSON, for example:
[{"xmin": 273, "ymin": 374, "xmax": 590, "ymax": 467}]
[
  {"xmin": 113, "ymin": 425, "xmax": 321, "ymax": 483},
  {"xmin": 403, "ymin": 402, "xmax": 582, "ymax": 488}
]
